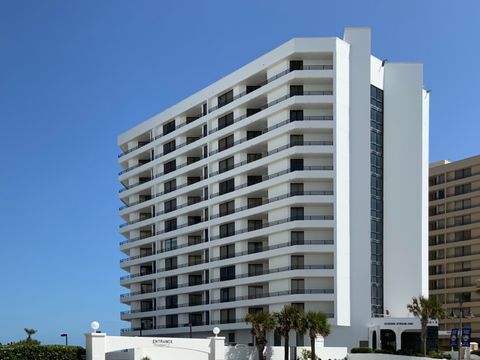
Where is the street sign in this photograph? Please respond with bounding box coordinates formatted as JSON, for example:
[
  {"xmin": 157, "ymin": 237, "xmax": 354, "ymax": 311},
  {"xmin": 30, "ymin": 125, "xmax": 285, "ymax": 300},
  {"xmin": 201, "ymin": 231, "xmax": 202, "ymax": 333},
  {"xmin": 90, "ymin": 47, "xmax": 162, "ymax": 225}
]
[
  {"xmin": 450, "ymin": 328, "xmax": 459, "ymax": 347},
  {"xmin": 461, "ymin": 327, "xmax": 472, "ymax": 347}
]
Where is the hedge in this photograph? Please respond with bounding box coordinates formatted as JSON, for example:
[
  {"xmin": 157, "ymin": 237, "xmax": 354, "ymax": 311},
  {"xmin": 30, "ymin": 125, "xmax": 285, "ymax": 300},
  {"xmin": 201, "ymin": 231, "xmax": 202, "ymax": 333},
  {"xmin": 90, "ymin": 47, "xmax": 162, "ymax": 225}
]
[
  {"xmin": 350, "ymin": 347, "xmax": 372, "ymax": 353},
  {"xmin": 0, "ymin": 345, "xmax": 84, "ymax": 360}
]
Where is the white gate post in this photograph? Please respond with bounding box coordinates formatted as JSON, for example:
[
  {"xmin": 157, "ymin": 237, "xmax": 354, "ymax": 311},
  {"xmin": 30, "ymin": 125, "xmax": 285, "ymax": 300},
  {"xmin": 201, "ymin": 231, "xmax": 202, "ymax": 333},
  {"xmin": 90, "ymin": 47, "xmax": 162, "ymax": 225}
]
[
  {"xmin": 208, "ymin": 336, "xmax": 226, "ymax": 360},
  {"xmin": 85, "ymin": 332, "xmax": 107, "ymax": 360}
]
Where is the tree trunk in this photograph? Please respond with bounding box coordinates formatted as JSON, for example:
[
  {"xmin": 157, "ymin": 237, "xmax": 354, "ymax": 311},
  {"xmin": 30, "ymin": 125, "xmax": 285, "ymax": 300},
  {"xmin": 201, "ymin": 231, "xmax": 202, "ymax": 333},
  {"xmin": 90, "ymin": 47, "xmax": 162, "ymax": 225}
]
[
  {"xmin": 258, "ymin": 344, "xmax": 265, "ymax": 360},
  {"xmin": 284, "ymin": 335, "xmax": 289, "ymax": 360},
  {"xmin": 421, "ymin": 324, "xmax": 427, "ymax": 355},
  {"xmin": 310, "ymin": 336, "xmax": 316, "ymax": 360}
]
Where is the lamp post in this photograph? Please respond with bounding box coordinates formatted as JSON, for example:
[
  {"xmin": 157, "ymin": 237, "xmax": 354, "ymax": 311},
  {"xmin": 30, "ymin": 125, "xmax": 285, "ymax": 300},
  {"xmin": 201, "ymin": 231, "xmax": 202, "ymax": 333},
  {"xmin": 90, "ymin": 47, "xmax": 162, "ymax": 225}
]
[
  {"xmin": 450, "ymin": 294, "xmax": 473, "ymax": 360},
  {"xmin": 60, "ymin": 333, "xmax": 68, "ymax": 346},
  {"xmin": 184, "ymin": 323, "xmax": 192, "ymax": 338}
]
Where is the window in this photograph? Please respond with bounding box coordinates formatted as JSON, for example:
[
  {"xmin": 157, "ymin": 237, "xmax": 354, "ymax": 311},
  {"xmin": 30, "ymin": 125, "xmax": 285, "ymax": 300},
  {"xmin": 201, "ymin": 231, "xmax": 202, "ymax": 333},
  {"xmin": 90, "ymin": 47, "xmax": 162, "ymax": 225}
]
[
  {"xmin": 290, "ymin": 60, "xmax": 303, "ymax": 71},
  {"xmin": 188, "ymin": 236, "xmax": 202, "ymax": 245},
  {"xmin": 186, "ymin": 116, "xmax": 199, "ymax": 124},
  {"xmin": 166, "ymin": 295, "xmax": 178, "ymax": 309},
  {"xmin": 220, "ymin": 308, "xmax": 235, "ymax": 324},
  {"xmin": 454, "ymin": 184, "xmax": 471, "ymax": 195},
  {"xmin": 290, "ymin": 85, "xmax": 304, "ymax": 96},
  {"xmin": 291, "ymin": 231, "xmax": 305, "ymax": 245},
  {"xmin": 290, "ymin": 183, "xmax": 304, "ymax": 196},
  {"xmin": 187, "ymin": 176, "xmax": 201, "ymax": 185},
  {"xmin": 189, "ymin": 293, "xmax": 203, "ymax": 306},
  {"xmin": 455, "ymin": 168, "xmax": 472, "ymax": 180},
  {"xmin": 247, "ymin": 175, "xmax": 262, "ymax": 186},
  {"xmin": 220, "ymin": 287, "xmax": 235, "ymax": 302},
  {"xmin": 186, "ymin": 136, "xmax": 200, "ymax": 145},
  {"xmin": 246, "ymin": 130, "xmax": 262, "ymax": 140},
  {"xmin": 220, "ymin": 222, "xmax": 235, "ymax": 238},
  {"xmin": 246, "ymin": 108, "xmax": 261, "ymax": 117},
  {"xmin": 220, "ymin": 266, "xmax": 235, "ymax": 281},
  {"xmin": 291, "ymin": 279, "xmax": 305, "ymax": 292},
  {"xmin": 166, "ymin": 314, "xmax": 178, "ymax": 328},
  {"xmin": 248, "ymin": 220, "xmax": 263, "ymax": 231},
  {"xmin": 291, "ymin": 207, "xmax": 304, "ymax": 220},
  {"xmin": 228, "ymin": 333, "xmax": 235, "ymax": 344},
  {"xmin": 290, "ymin": 158, "xmax": 304, "ymax": 171},
  {"xmin": 165, "ymin": 276, "xmax": 177, "ymax": 290},
  {"xmin": 219, "ymin": 157, "xmax": 234, "ymax": 173},
  {"xmin": 246, "ymin": 86, "xmax": 260, "ymax": 94},
  {"xmin": 220, "ymin": 200, "xmax": 235, "ymax": 216},
  {"xmin": 163, "ymin": 120, "xmax": 175, "ymax": 135},
  {"xmin": 248, "ymin": 242, "xmax": 263, "ymax": 254},
  {"xmin": 290, "ymin": 110, "xmax": 304, "ymax": 121},
  {"xmin": 454, "ymin": 199, "xmax": 471, "ymax": 211},
  {"xmin": 248, "ymin": 285, "xmax": 264, "ymax": 299},
  {"xmin": 188, "ymin": 216, "xmax": 201, "ymax": 226},
  {"xmin": 218, "ymin": 90, "xmax": 233, "ymax": 108},
  {"xmin": 247, "ymin": 153, "xmax": 262, "ymax": 163},
  {"xmin": 190, "ymin": 312, "xmax": 203, "ymax": 326},
  {"xmin": 220, "ymin": 244, "xmax": 235, "ymax": 259},
  {"xmin": 218, "ymin": 134, "xmax": 234, "ymax": 151},
  {"xmin": 219, "ymin": 178, "xmax": 235, "ymax": 195},
  {"xmin": 164, "ymin": 238, "xmax": 177, "ymax": 251},
  {"xmin": 164, "ymin": 199, "xmax": 176, "ymax": 213},
  {"xmin": 291, "ymin": 255, "xmax": 304, "ymax": 269},
  {"xmin": 163, "ymin": 140, "xmax": 176, "ymax": 155},
  {"xmin": 164, "ymin": 179, "xmax": 176, "ymax": 193},
  {"xmin": 218, "ymin": 112, "xmax": 234, "ymax": 130},
  {"xmin": 165, "ymin": 218, "xmax": 177, "ymax": 232},
  {"xmin": 248, "ymin": 264, "xmax": 263, "ymax": 276},
  {"xmin": 187, "ymin": 156, "xmax": 200, "ymax": 165},
  {"xmin": 165, "ymin": 257, "xmax": 177, "ymax": 271},
  {"xmin": 189, "ymin": 274, "xmax": 202, "ymax": 286},
  {"xmin": 248, "ymin": 198, "xmax": 263, "ymax": 208},
  {"xmin": 455, "ymin": 230, "xmax": 471, "ymax": 241},
  {"xmin": 290, "ymin": 134, "xmax": 304, "ymax": 146},
  {"xmin": 188, "ymin": 196, "xmax": 201, "ymax": 205},
  {"xmin": 164, "ymin": 159, "xmax": 176, "ymax": 174}
]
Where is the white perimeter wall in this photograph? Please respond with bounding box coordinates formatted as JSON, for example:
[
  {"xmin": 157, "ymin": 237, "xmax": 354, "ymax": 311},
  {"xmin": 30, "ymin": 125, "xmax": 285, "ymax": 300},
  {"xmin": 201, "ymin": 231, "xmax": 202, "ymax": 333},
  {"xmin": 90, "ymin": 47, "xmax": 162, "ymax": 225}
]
[{"xmin": 383, "ymin": 63, "xmax": 429, "ymax": 317}]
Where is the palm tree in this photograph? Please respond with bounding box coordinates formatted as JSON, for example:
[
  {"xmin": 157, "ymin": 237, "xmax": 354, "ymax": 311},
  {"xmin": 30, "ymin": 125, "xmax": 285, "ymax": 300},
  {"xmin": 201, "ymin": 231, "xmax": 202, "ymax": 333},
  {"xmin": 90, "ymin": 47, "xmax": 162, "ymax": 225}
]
[
  {"xmin": 407, "ymin": 296, "xmax": 445, "ymax": 355},
  {"xmin": 301, "ymin": 312, "xmax": 331, "ymax": 360},
  {"xmin": 24, "ymin": 328, "xmax": 37, "ymax": 341},
  {"xmin": 245, "ymin": 311, "xmax": 276, "ymax": 360},
  {"xmin": 274, "ymin": 305, "xmax": 302, "ymax": 360}
]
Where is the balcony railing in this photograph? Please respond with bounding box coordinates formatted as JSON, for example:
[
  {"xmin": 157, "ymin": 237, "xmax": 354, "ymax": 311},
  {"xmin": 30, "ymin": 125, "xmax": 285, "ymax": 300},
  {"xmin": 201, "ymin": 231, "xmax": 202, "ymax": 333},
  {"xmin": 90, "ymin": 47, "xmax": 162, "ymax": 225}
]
[
  {"xmin": 209, "ymin": 215, "xmax": 333, "ymax": 241},
  {"xmin": 118, "ymin": 64, "xmax": 334, "ymax": 159},
  {"xmin": 210, "ymin": 289, "xmax": 333, "ymax": 304},
  {"xmin": 118, "ymin": 114, "xmax": 333, "ymax": 195},
  {"xmin": 210, "ymin": 264, "xmax": 334, "ymax": 283}
]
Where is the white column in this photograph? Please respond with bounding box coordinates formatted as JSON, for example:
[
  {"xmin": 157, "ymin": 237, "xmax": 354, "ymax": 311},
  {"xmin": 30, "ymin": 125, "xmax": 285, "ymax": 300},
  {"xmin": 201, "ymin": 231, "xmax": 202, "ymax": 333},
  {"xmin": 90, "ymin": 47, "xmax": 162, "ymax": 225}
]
[
  {"xmin": 85, "ymin": 333, "xmax": 107, "ymax": 360},
  {"xmin": 208, "ymin": 336, "xmax": 225, "ymax": 360}
]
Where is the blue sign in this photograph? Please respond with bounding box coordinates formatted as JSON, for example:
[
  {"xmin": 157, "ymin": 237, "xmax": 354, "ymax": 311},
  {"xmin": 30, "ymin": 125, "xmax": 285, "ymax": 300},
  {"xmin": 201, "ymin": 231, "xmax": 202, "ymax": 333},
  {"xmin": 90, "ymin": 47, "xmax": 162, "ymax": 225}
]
[
  {"xmin": 450, "ymin": 328, "xmax": 459, "ymax": 347},
  {"xmin": 461, "ymin": 327, "xmax": 472, "ymax": 347}
]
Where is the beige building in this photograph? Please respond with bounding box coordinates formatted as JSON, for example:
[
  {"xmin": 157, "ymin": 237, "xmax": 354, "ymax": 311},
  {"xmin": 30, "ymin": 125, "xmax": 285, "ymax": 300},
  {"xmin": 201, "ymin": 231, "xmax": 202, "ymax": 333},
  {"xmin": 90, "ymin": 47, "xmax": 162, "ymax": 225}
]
[{"xmin": 429, "ymin": 155, "xmax": 480, "ymax": 347}]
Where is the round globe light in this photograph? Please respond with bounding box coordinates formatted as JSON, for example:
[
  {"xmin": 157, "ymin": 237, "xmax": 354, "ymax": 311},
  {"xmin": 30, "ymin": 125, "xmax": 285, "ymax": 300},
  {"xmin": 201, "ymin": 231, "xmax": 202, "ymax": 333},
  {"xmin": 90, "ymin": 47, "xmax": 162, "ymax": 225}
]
[
  {"xmin": 213, "ymin": 327, "xmax": 220, "ymax": 337},
  {"xmin": 91, "ymin": 321, "xmax": 100, "ymax": 331}
]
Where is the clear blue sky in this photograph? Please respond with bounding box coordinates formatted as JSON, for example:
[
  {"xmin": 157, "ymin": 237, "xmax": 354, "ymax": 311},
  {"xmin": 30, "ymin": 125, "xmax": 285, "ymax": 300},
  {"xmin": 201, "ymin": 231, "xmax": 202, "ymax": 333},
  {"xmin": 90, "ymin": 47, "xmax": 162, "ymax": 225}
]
[{"xmin": 0, "ymin": 0, "xmax": 478, "ymax": 346}]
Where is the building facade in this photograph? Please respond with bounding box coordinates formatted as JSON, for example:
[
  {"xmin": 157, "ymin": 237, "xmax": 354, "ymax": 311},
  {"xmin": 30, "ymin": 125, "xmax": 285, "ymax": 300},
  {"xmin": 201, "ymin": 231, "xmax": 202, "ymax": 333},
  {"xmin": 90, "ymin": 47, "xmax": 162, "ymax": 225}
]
[
  {"xmin": 118, "ymin": 27, "xmax": 429, "ymax": 350},
  {"xmin": 429, "ymin": 155, "xmax": 480, "ymax": 348}
]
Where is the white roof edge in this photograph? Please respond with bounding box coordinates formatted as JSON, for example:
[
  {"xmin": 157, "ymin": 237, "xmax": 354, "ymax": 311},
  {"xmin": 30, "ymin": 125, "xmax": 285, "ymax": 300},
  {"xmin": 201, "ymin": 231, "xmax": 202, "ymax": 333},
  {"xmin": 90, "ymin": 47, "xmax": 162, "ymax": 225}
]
[{"xmin": 117, "ymin": 36, "xmax": 340, "ymax": 145}]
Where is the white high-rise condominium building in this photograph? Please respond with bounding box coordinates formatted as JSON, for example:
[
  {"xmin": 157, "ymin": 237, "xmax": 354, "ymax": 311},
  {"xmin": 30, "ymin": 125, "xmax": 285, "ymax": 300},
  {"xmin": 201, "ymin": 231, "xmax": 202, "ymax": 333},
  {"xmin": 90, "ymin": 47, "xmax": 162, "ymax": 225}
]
[{"xmin": 118, "ymin": 27, "xmax": 429, "ymax": 350}]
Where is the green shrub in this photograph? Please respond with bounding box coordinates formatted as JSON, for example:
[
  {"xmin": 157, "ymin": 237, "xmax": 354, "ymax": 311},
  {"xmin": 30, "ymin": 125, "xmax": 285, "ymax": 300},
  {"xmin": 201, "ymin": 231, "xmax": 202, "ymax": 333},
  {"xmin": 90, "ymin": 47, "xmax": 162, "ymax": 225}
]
[
  {"xmin": 0, "ymin": 344, "xmax": 84, "ymax": 360},
  {"xmin": 472, "ymin": 350, "xmax": 480, "ymax": 356},
  {"xmin": 350, "ymin": 347, "xmax": 372, "ymax": 353}
]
